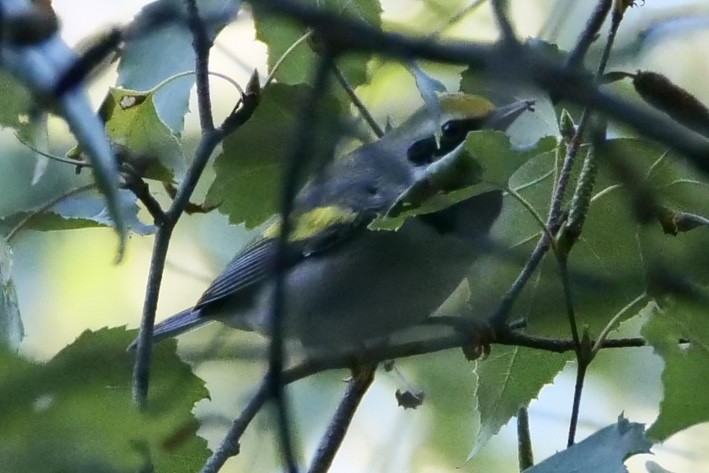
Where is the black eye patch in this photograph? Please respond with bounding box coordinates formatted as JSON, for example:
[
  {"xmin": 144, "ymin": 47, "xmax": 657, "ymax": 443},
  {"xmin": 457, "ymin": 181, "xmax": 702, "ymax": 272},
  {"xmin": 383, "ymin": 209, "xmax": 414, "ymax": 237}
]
[
  {"xmin": 407, "ymin": 136, "xmax": 438, "ymax": 165},
  {"xmin": 407, "ymin": 117, "xmax": 486, "ymax": 166}
]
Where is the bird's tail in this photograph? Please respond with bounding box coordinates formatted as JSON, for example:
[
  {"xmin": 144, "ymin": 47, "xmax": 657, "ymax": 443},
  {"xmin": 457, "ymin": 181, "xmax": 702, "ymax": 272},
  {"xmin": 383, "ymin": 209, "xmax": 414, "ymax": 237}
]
[{"xmin": 127, "ymin": 308, "xmax": 206, "ymax": 351}]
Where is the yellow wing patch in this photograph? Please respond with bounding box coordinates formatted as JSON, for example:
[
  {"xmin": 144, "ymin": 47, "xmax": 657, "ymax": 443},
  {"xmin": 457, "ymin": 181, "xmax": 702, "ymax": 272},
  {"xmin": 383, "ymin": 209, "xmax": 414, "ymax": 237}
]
[{"xmin": 263, "ymin": 206, "xmax": 358, "ymax": 242}]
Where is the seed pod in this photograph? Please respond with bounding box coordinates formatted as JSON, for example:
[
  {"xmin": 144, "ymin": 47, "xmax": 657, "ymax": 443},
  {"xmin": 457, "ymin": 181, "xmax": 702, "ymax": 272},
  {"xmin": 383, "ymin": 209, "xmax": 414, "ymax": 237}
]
[
  {"xmin": 633, "ymin": 70, "xmax": 709, "ymax": 137},
  {"xmin": 657, "ymin": 207, "xmax": 709, "ymax": 235},
  {"xmin": 567, "ymin": 147, "xmax": 598, "ymax": 236},
  {"xmin": 559, "ymin": 109, "xmax": 576, "ymax": 143}
]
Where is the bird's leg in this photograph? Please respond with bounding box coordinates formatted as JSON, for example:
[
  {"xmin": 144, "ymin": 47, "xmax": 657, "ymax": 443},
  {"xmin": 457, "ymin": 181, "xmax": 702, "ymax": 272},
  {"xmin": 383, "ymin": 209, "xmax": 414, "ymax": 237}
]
[{"xmin": 423, "ymin": 315, "xmax": 496, "ymax": 361}]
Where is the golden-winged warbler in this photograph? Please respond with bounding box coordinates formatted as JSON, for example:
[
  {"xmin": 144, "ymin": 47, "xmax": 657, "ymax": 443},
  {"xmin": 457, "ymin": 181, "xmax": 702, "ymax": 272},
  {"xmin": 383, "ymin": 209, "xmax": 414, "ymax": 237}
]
[{"xmin": 134, "ymin": 94, "xmax": 533, "ymax": 352}]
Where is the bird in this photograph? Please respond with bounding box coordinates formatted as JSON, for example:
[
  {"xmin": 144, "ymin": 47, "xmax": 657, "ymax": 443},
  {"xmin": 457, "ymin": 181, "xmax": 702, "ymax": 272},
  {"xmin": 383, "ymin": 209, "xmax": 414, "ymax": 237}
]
[{"xmin": 130, "ymin": 94, "xmax": 533, "ymax": 353}]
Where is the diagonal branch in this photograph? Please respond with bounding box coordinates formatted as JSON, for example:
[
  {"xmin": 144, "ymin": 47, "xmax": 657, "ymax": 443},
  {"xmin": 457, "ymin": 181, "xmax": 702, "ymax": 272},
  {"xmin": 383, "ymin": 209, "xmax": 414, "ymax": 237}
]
[{"xmin": 308, "ymin": 366, "xmax": 376, "ymax": 473}]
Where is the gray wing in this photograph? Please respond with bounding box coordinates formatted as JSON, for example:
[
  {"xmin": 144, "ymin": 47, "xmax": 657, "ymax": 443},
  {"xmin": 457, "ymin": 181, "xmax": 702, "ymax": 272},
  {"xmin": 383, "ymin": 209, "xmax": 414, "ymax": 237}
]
[
  {"xmin": 127, "ymin": 236, "xmax": 279, "ymax": 350},
  {"xmin": 194, "ymin": 235, "xmax": 277, "ymax": 309},
  {"xmin": 127, "ymin": 213, "xmax": 369, "ymax": 350},
  {"xmin": 194, "ymin": 215, "xmax": 368, "ymax": 310}
]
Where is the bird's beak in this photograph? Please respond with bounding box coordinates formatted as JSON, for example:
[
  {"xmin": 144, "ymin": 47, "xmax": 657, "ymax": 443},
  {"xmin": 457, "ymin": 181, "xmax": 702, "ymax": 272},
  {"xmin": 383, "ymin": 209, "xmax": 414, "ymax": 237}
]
[{"xmin": 485, "ymin": 99, "xmax": 536, "ymax": 131}]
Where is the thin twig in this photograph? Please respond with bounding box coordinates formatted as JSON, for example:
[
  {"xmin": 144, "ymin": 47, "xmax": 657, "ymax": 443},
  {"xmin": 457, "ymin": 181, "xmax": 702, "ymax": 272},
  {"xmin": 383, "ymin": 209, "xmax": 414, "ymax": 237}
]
[
  {"xmin": 567, "ymin": 362, "xmax": 588, "ymax": 446},
  {"xmin": 330, "ymin": 62, "xmax": 384, "ymax": 138},
  {"xmin": 558, "ymin": 258, "xmax": 581, "ymax": 348},
  {"xmin": 122, "ymin": 172, "xmax": 167, "ymax": 225},
  {"xmin": 596, "ymin": 8, "xmax": 622, "ymax": 76},
  {"xmin": 517, "ymin": 406, "xmax": 534, "ymax": 470},
  {"xmin": 565, "ymin": 0, "xmax": 612, "ymax": 69},
  {"xmin": 185, "ymin": 0, "xmax": 215, "ymax": 131},
  {"xmin": 490, "ymin": 237, "xmax": 550, "ymax": 328},
  {"xmin": 308, "ymin": 365, "xmax": 376, "ymax": 473},
  {"xmin": 491, "ymin": 0, "xmax": 517, "ymax": 43},
  {"xmin": 201, "ymin": 377, "xmax": 270, "ymax": 473},
  {"xmin": 430, "ymin": 0, "xmax": 489, "ymax": 38},
  {"xmin": 14, "ymin": 133, "xmax": 91, "ymax": 169},
  {"xmin": 253, "ymin": 0, "xmax": 709, "ymax": 171},
  {"xmin": 268, "ymin": 53, "xmax": 334, "ymax": 473},
  {"xmin": 559, "ymin": 3, "xmax": 629, "ymax": 444},
  {"xmin": 199, "ymin": 329, "xmax": 652, "ymax": 471},
  {"xmin": 131, "ymin": 130, "xmax": 223, "ymax": 407},
  {"xmin": 5, "ymin": 183, "xmax": 96, "ymax": 243},
  {"xmin": 132, "ymin": 91, "xmax": 259, "ymax": 406}
]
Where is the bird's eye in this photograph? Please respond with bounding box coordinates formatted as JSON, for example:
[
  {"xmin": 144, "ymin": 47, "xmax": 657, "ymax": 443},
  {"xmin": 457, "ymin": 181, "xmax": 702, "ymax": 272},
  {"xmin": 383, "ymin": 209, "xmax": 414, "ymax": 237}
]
[
  {"xmin": 441, "ymin": 120, "xmax": 467, "ymax": 139},
  {"xmin": 438, "ymin": 118, "xmax": 485, "ymax": 155},
  {"xmin": 407, "ymin": 137, "xmax": 437, "ymax": 166}
]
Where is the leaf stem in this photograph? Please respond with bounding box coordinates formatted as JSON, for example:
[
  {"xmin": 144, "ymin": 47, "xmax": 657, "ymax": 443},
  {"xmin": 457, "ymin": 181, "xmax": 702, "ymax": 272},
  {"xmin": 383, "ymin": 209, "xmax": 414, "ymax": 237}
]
[
  {"xmin": 591, "ymin": 292, "xmax": 647, "ymax": 354},
  {"xmin": 330, "ymin": 61, "xmax": 384, "ymax": 138},
  {"xmin": 263, "ymin": 30, "xmax": 314, "ymax": 88},
  {"xmin": 5, "ymin": 183, "xmax": 96, "ymax": 243}
]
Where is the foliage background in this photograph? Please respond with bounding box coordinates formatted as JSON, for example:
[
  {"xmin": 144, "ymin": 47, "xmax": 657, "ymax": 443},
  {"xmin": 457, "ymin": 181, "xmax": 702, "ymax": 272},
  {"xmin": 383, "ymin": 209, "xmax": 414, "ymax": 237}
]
[{"xmin": 2, "ymin": 0, "xmax": 709, "ymax": 472}]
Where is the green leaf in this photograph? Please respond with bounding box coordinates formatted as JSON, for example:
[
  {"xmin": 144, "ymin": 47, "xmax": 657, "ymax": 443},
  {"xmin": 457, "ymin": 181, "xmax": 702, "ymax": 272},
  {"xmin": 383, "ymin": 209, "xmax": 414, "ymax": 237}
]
[
  {"xmin": 0, "ymin": 327, "xmax": 209, "ymax": 473},
  {"xmin": 642, "ymin": 297, "xmax": 709, "ymax": 441},
  {"xmin": 0, "ymin": 189, "xmax": 153, "ymax": 236},
  {"xmin": 98, "ymin": 86, "xmax": 185, "ymax": 181},
  {"xmin": 205, "ymin": 83, "xmax": 343, "ymax": 227},
  {"xmin": 118, "ymin": 0, "xmax": 239, "ymax": 132},
  {"xmin": 253, "ymin": 0, "xmax": 381, "ymax": 87},
  {"xmin": 523, "ymin": 415, "xmax": 652, "ymax": 473},
  {"xmin": 469, "ymin": 133, "xmax": 557, "ymax": 186},
  {"xmin": 0, "ymin": 239, "xmax": 23, "ymax": 350},
  {"xmin": 470, "ymin": 346, "xmax": 570, "ymax": 458},
  {"xmin": 373, "ymin": 133, "xmax": 555, "ymax": 230}
]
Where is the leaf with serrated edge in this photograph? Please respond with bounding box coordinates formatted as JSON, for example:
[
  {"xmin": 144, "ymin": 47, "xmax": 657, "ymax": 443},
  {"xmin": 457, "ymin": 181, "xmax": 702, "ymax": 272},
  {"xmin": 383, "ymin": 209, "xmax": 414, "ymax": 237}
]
[
  {"xmin": 0, "ymin": 327, "xmax": 209, "ymax": 472},
  {"xmin": 470, "ymin": 346, "xmax": 570, "ymax": 458},
  {"xmin": 253, "ymin": 0, "xmax": 380, "ymax": 87},
  {"xmin": 642, "ymin": 297, "xmax": 709, "ymax": 441}
]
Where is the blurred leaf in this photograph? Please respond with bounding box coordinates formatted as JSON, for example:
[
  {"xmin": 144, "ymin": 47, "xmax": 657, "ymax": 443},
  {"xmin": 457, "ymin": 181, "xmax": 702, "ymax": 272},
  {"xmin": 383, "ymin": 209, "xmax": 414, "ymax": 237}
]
[
  {"xmin": 409, "ymin": 61, "xmax": 446, "ymax": 134},
  {"xmin": 118, "ymin": 0, "xmax": 239, "ymax": 132},
  {"xmin": 469, "ymin": 346, "xmax": 570, "ymax": 458},
  {"xmin": 0, "ymin": 239, "xmax": 23, "ymax": 350},
  {"xmin": 0, "ymin": 327, "xmax": 209, "ymax": 473},
  {"xmin": 523, "ymin": 415, "xmax": 652, "ymax": 473},
  {"xmin": 205, "ymin": 83, "xmax": 343, "ymax": 227},
  {"xmin": 0, "ymin": 189, "xmax": 154, "ymax": 236},
  {"xmin": 253, "ymin": 0, "xmax": 380, "ymax": 86},
  {"xmin": 642, "ymin": 296, "xmax": 709, "ymax": 441},
  {"xmin": 0, "ymin": 7, "xmax": 128, "ymax": 255}
]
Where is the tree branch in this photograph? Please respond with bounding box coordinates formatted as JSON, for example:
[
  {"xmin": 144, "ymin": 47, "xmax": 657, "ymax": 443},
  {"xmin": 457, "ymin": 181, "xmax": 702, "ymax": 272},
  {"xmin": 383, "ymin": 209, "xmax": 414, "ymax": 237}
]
[
  {"xmin": 185, "ymin": 0, "xmax": 215, "ymax": 131},
  {"xmin": 308, "ymin": 365, "xmax": 376, "ymax": 473},
  {"xmin": 250, "ymin": 0, "xmax": 709, "ymax": 173},
  {"xmin": 199, "ymin": 327, "xmax": 652, "ymax": 471}
]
